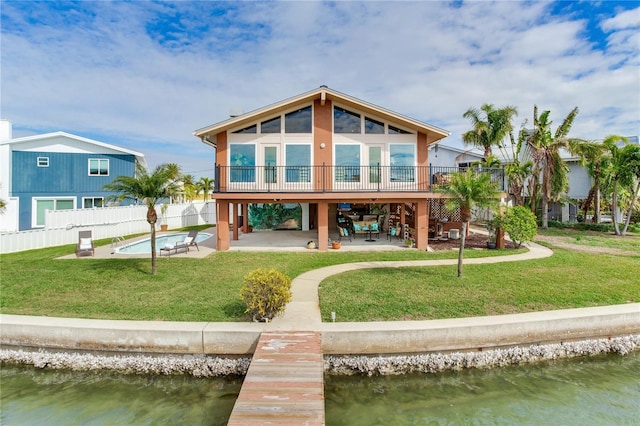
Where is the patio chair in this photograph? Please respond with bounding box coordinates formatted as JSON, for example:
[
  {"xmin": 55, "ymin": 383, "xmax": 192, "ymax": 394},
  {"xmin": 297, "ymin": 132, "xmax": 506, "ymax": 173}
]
[
  {"xmin": 76, "ymin": 230, "xmax": 95, "ymax": 257},
  {"xmin": 337, "ymin": 225, "xmax": 351, "ymax": 242},
  {"xmin": 175, "ymin": 230, "xmax": 199, "ymax": 252}
]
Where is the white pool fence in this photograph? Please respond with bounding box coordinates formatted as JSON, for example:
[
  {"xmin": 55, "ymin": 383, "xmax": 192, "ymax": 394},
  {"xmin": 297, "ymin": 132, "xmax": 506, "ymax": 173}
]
[{"xmin": 0, "ymin": 202, "xmax": 216, "ymax": 254}]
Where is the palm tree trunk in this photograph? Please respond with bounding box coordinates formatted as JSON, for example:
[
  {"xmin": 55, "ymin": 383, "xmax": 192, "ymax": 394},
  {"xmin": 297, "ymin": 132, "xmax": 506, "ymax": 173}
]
[
  {"xmin": 612, "ymin": 181, "xmax": 621, "ymax": 236},
  {"xmin": 594, "ymin": 172, "xmax": 601, "ymax": 223},
  {"xmin": 621, "ymin": 180, "xmax": 640, "ymax": 236},
  {"xmin": 582, "ymin": 187, "xmax": 594, "ymax": 222},
  {"xmin": 541, "ymin": 197, "xmax": 549, "ymax": 229},
  {"xmin": 150, "ymin": 224, "xmax": 157, "ymax": 275},
  {"xmin": 458, "ymin": 221, "xmax": 467, "ymax": 277},
  {"xmin": 147, "ymin": 206, "xmax": 159, "ymax": 275}
]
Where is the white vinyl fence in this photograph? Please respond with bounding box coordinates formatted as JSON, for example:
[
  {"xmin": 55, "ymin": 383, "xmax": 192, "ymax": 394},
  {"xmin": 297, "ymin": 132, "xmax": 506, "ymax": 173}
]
[{"xmin": 0, "ymin": 202, "xmax": 216, "ymax": 254}]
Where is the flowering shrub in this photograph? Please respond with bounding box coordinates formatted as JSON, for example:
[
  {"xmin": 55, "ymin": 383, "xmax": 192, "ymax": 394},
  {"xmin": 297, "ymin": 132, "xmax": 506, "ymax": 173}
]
[{"xmin": 240, "ymin": 269, "xmax": 292, "ymax": 321}]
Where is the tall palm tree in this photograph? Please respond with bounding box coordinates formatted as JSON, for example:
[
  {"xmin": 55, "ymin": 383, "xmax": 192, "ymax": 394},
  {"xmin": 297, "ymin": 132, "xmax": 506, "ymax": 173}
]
[
  {"xmin": 196, "ymin": 177, "xmax": 215, "ymax": 201},
  {"xmin": 103, "ymin": 163, "xmax": 179, "ymax": 275},
  {"xmin": 462, "ymin": 104, "xmax": 518, "ymax": 159},
  {"xmin": 165, "ymin": 163, "xmax": 183, "ymax": 203},
  {"xmin": 181, "ymin": 174, "xmax": 196, "ymax": 202},
  {"xmin": 524, "ymin": 105, "xmax": 581, "ymax": 228},
  {"xmin": 441, "ymin": 169, "xmax": 500, "ymax": 277},
  {"xmin": 570, "ymin": 136, "xmax": 623, "ymax": 223},
  {"xmin": 602, "ymin": 140, "xmax": 640, "ymax": 235},
  {"xmin": 505, "ymin": 160, "xmax": 533, "ymax": 207}
]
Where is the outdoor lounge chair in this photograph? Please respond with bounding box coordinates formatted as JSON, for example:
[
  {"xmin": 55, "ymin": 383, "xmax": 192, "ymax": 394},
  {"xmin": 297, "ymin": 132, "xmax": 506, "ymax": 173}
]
[
  {"xmin": 76, "ymin": 230, "xmax": 95, "ymax": 257},
  {"xmin": 172, "ymin": 230, "xmax": 199, "ymax": 253},
  {"xmin": 184, "ymin": 230, "xmax": 199, "ymax": 251}
]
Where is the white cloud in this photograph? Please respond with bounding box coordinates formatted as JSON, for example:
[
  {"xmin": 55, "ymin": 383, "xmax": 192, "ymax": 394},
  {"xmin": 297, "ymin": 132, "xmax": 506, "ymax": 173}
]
[{"xmin": 1, "ymin": 1, "xmax": 638, "ymax": 176}]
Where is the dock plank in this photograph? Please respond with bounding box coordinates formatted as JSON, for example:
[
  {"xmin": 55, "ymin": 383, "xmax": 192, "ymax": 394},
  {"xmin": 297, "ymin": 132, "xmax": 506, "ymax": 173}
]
[{"xmin": 228, "ymin": 331, "xmax": 324, "ymax": 425}]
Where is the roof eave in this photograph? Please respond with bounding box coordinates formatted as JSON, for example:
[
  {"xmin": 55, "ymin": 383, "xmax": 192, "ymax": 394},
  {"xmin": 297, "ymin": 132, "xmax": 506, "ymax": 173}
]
[{"xmin": 193, "ymin": 86, "xmax": 450, "ymax": 143}]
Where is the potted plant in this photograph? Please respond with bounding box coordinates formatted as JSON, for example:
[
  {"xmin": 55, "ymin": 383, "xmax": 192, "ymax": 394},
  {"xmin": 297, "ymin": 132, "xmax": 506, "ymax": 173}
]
[
  {"xmin": 331, "ymin": 240, "xmax": 341, "ymax": 249},
  {"xmin": 160, "ymin": 203, "xmax": 169, "ymax": 231}
]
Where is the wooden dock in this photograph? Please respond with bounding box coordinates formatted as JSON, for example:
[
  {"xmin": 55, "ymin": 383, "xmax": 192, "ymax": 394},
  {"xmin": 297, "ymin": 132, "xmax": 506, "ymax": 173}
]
[{"xmin": 228, "ymin": 331, "xmax": 325, "ymax": 425}]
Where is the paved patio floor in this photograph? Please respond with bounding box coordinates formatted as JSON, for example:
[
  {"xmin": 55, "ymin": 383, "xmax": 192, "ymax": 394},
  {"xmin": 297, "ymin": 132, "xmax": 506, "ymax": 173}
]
[{"xmin": 63, "ymin": 226, "xmax": 412, "ymax": 259}]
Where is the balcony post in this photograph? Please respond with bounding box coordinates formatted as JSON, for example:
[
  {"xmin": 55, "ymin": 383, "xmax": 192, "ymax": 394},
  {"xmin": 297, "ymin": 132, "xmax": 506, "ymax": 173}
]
[{"xmin": 214, "ymin": 165, "xmax": 220, "ymax": 192}]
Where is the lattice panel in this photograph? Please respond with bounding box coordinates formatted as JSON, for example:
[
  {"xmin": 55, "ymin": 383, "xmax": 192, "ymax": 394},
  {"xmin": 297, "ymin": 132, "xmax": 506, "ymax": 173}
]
[{"xmin": 429, "ymin": 199, "xmax": 461, "ymax": 221}]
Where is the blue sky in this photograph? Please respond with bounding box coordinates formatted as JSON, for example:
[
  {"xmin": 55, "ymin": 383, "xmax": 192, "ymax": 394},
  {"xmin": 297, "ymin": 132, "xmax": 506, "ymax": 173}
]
[{"xmin": 1, "ymin": 1, "xmax": 638, "ymax": 178}]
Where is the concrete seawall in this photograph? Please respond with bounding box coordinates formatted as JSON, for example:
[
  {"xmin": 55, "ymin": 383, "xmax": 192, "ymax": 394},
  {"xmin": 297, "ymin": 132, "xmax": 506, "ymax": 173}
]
[{"xmin": 2, "ymin": 303, "xmax": 639, "ymax": 355}]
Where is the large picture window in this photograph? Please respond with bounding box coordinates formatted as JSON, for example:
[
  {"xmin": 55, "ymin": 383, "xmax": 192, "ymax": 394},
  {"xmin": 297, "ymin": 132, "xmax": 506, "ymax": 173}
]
[
  {"xmin": 35, "ymin": 198, "xmax": 74, "ymax": 227},
  {"xmin": 334, "ymin": 107, "xmax": 361, "ymax": 133},
  {"xmin": 285, "ymin": 106, "xmax": 312, "ymax": 133},
  {"xmin": 230, "ymin": 144, "xmax": 256, "ymax": 182},
  {"xmin": 261, "ymin": 116, "xmax": 281, "ymax": 133},
  {"xmin": 390, "ymin": 144, "xmax": 415, "ymax": 182},
  {"xmin": 365, "ymin": 117, "xmax": 384, "ymax": 134},
  {"xmin": 335, "ymin": 144, "xmax": 361, "ymax": 182},
  {"xmin": 89, "ymin": 159, "xmax": 109, "ymax": 176},
  {"xmin": 285, "ymin": 144, "xmax": 311, "ymax": 183}
]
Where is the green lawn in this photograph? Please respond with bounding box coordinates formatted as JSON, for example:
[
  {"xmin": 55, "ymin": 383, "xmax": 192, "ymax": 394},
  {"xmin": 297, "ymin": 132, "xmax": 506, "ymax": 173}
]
[{"xmin": 1, "ymin": 229, "xmax": 637, "ymax": 322}]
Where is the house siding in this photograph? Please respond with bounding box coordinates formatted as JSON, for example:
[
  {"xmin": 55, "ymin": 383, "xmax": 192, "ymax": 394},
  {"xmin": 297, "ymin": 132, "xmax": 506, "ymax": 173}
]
[
  {"xmin": 12, "ymin": 151, "xmax": 137, "ymax": 230},
  {"xmin": 196, "ymin": 87, "xmax": 456, "ymax": 251}
]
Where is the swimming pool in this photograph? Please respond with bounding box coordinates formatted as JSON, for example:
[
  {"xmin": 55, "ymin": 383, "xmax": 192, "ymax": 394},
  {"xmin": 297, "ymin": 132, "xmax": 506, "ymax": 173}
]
[{"xmin": 115, "ymin": 233, "xmax": 212, "ymax": 254}]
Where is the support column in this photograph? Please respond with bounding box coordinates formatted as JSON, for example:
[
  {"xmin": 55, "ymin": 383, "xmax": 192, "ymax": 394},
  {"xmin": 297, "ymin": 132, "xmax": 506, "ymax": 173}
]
[
  {"xmin": 425, "ymin": 201, "xmax": 430, "ymax": 251},
  {"xmin": 217, "ymin": 201, "xmax": 230, "ymax": 251},
  {"xmin": 561, "ymin": 202, "xmax": 570, "ymax": 223},
  {"xmin": 242, "ymin": 202, "xmax": 249, "ymax": 233},
  {"xmin": 232, "ymin": 203, "xmax": 239, "ymax": 241},
  {"xmin": 301, "ymin": 203, "xmax": 310, "ymax": 231},
  {"xmin": 317, "ymin": 201, "xmax": 329, "ymax": 251},
  {"xmin": 416, "ymin": 201, "xmax": 428, "ymax": 251}
]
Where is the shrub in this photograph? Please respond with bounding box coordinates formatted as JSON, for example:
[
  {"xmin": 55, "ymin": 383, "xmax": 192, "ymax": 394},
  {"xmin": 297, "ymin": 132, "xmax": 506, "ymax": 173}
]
[
  {"xmin": 240, "ymin": 268, "xmax": 292, "ymax": 321},
  {"xmin": 501, "ymin": 206, "xmax": 537, "ymax": 248}
]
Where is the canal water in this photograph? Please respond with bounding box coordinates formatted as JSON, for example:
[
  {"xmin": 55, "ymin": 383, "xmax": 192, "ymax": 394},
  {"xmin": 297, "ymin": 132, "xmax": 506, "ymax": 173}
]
[{"xmin": 1, "ymin": 352, "xmax": 638, "ymax": 425}]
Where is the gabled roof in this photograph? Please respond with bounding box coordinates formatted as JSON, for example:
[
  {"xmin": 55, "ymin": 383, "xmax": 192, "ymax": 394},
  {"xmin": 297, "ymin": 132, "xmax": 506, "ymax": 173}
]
[
  {"xmin": 194, "ymin": 86, "xmax": 450, "ymax": 146},
  {"xmin": 2, "ymin": 131, "xmax": 147, "ymax": 167}
]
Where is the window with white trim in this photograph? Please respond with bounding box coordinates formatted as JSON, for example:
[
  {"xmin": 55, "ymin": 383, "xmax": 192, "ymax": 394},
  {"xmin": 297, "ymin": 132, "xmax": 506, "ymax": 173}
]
[
  {"xmin": 335, "ymin": 144, "xmax": 361, "ymax": 182},
  {"xmin": 390, "ymin": 144, "xmax": 415, "ymax": 182},
  {"xmin": 34, "ymin": 198, "xmax": 75, "ymax": 227},
  {"xmin": 83, "ymin": 197, "xmax": 104, "ymax": 208},
  {"xmin": 285, "ymin": 144, "xmax": 311, "ymax": 183},
  {"xmin": 230, "ymin": 144, "xmax": 256, "ymax": 182},
  {"xmin": 37, "ymin": 157, "xmax": 49, "ymax": 167},
  {"xmin": 89, "ymin": 159, "xmax": 109, "ymax": 176}
]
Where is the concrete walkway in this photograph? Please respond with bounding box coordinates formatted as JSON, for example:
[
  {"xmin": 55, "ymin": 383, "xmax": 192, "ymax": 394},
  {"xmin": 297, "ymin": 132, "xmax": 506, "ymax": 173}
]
[{"xmin": 270, "ymin": 241, "xmax": 554, "ymax": 329}]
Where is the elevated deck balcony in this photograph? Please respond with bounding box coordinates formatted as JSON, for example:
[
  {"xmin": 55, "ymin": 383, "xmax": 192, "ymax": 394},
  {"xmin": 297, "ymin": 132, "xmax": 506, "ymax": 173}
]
[{"xmin": 214, "ymin": 165, "xmax": 505, "ymax": 194}]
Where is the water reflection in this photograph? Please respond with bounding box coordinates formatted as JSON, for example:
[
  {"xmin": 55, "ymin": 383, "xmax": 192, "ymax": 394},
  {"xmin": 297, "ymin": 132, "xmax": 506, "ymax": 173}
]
[
  {"xmin": 0, "ymin": 366, "xmax": 242, "ymax": 426},
  {"xmin": 325, "ymin": 352, "xmax": 640, "ymax": 425}
]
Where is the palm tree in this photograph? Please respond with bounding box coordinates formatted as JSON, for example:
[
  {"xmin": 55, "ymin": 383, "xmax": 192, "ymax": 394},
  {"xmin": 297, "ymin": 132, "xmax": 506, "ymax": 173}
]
[
  {"xmin": 441, "ymin": 169, "xmax": 500, "ymax": 277},
  {"xmin": 524, "ymin": 105, "xmax": 582, "ymax": 228},
  {"xmin": 570, "ymin": 136, "xmax": 622, "ymax": 223},
  {"xmin": 181, "ymin": 174, "xmax": 196, "ymax": 202},
  {"xmin": 196, "ymin": 177, "xmax": 215, "ymax": 201},
  {"xmin": 505, "ymin": 160, "xmax": 533, "ymax": 207},
  {"xmin": 462, "ymin": 104, "xmax": 518, "ymax": 159},
  {"xmin": 103, "ymin": 163, "xmax": 179, "ymax": 275},
  {"xmin": 602, "ymin": 140, "xmax": 640, "ymax": 235}
]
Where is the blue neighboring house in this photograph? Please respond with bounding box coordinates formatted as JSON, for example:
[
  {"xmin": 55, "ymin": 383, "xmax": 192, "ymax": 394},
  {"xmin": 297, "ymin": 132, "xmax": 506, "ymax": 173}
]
[{"xmin": 0, "ymin": 120, "xmax": 146, "ymax": 231}]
